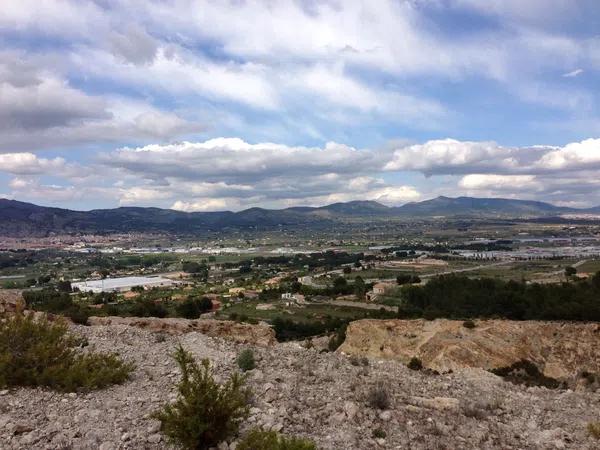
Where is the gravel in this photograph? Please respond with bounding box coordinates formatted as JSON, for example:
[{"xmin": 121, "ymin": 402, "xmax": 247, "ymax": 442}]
[{"xmin": 1, "ymin": 324, "xmax": 599, "ymax": 449}]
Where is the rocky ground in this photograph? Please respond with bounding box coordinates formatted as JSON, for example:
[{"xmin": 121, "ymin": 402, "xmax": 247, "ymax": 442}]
[{"xmin": 1, "ymin": 323, "xmax": 599, "ymax": 449}]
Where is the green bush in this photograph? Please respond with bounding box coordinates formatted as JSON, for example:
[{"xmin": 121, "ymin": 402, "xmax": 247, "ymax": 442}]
[
  {"xmin": 176, "ymin": 296, "xmax": 213, "ymax": 319},
  {"xmin": 153, "ymin": 346, "xmax": 251, "ymax": 450},
  {"xmin": 407, "ymin": 357, "xmax": 423, "ymax": 371},
  {"xmin": 237, "ymin": 348, "xmax": 256, "ymax": 372},
  {"xmin": 372, "ymin": 428, "xmax": 387, "ymax": 439},
  {"xmin": 22, "ymin": 289, "xmax": 90, "ymax": 325},
  {"xmin": 237, "ymin": 428, "xmax": 316, "ymax": 450},
  {"xmin": 0, "ymin": 313, "xmax": 133, "ymax": 391}
]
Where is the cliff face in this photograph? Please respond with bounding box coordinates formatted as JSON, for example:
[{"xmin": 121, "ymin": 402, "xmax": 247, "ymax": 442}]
[
  {"xmin": 88, "ymin": 316, "xmax": 277, "ymax": 346},
  {"xmin": 338, "ymin": 319, "xmax": 600, "ymax": 380}
]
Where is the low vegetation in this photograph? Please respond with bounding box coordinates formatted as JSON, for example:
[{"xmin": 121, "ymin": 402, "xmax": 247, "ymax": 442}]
[
  {"xmin": 237, "ymin": 428, "xmax": 317, "ymax": 450},
  {"xmin": 153, "ymin": 346, "xmax": 251, "ymax": 450},
  {"xmin": 273, "ymin": 316, "xmax": 348, "ymax": 342},
  {"xmin": 372, "ymin": 428, "xmax": 387, "ymax": 439},
  {"xmin": 588, "ymin": 422, "xmax": 600, "ymax": 440},
  {"xmin": 367, "ymin": 382, "xmax": 391, "ymax": 410},
  {"xmin": 407, "ymin": 357, "xmax": 423, "ymax": 371},
  {"xmin": 237, "ymin": 348, "xmax": 256, "ymax": 372},
  {"xmin": 0, "ymin": 313, "xmax": 133, "ymax": 391},
  {"xmin": 22, "ymin": 289, "xmax": 90, "ymax": 325},
  {"xmin": 176, "ymin": 296, "xmax": 213, "ymax": 319}
]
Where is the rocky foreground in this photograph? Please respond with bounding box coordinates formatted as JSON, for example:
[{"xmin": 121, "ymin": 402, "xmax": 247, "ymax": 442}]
[{"xmin": 1, "ymin": 323, "xmax": 599, "ymax": 449}]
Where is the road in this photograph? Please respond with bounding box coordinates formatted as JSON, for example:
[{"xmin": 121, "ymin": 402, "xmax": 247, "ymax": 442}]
[{"xmin": 419, "ymin": 260, "xmax": 514, "ymax": 278}]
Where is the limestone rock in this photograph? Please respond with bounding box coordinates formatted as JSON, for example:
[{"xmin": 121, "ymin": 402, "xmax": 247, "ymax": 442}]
[{"xmin": 338, "ymin": 319, "xmax": 600, "ymax": 380}]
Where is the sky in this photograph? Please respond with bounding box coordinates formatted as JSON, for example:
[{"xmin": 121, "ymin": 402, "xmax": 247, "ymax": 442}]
[{"xmin": 1, "ymin": 0, "xmax": 600, "ymax": 211}]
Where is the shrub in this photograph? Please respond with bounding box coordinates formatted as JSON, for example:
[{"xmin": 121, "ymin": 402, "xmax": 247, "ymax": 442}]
[
  {"xmin": 176, "ymin": 296, "xmax": 213, "ymax": 319},
  {"xmin": 588, "ymin": 422, "xmax": 600, "ymax": 439},
  {"xmin": 22, "ymin": 289, "xmax": 90, "ymax": 325},
  {"xmin": 372, "ymin": 428, "xmax": 387, "ymax": 439},
  {"xmin": 237, "ymin": 428, "xmax": 316, "ymax": 450},
  {"xmin": 0, "ymin": 313, "xmax": 133, "ymax": 391},
  {"xmin": 153, "ymin": 346, "xmax": 250, "ymax": 450},
  {"xmin": 367, "ymin": 382, "xmax": 390, "ymax": 410},
  {"xmin": 407, "ymin": 357, "xmax": 423, "ymax": 371},
  {"xmin": 237, "ymin": 348, "xmax": 256, "ymax": 372},
  {"xmin": 463, "ymin": 320, "xmax": 476, "ymax": 329}
]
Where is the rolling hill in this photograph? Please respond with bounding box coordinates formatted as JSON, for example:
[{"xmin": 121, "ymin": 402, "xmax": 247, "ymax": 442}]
[{"xmin": 0, "ymin": 196, "xmax": 598, "ymax": 236}]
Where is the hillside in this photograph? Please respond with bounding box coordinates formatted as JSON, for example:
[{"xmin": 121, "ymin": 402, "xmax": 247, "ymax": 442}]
[
  {"xmin": 2, "ymin": 320, "xmax": 599, "ymax": 449},
  {"xmin": 339, "ymin": 319, "xmax": 600, "ymax": 380},
  {"xmin": 0, "ymin": 196, "xmax": 598, "ymax": 236},
  {"xmin": 393, "ymin": 196, "xmax": 574, "ymax": 217}
]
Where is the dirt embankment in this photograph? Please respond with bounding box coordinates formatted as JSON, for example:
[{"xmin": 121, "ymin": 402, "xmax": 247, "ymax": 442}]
[
  {"xmin": 0, "ymin": 289, "xmax": 24, "ymax": 315},
  {"xmin": 338, "ymin": 319, "xmax": 600, "ymax": 380},
  {"xmin": 88, "ymin": 316, "xmax": 276, "ymax": 346}
]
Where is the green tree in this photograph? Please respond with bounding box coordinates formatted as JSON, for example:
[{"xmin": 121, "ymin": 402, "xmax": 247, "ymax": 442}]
[
  {"xmin": 565, "ymin": 266, "xmax": 577, "ymax": 278},
  {"xmin": 354, "ymin": 276, "xmax": 366, "ymax": 299}
]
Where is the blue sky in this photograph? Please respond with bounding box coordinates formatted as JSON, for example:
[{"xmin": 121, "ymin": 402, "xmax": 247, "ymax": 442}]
[{"xmin": 1, "ymin": 0, "xmax": 600, "ymax": 211}]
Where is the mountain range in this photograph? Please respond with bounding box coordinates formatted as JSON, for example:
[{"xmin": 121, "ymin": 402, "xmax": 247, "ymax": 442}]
[{"xmin": 1, "ymin": 196, "xmax": 599, "ymax": 236}]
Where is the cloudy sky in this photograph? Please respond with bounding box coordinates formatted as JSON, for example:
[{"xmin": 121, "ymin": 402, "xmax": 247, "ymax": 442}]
[{"xmin": 1, "ymin": 0, "xmax": 600, "ymax": 211}]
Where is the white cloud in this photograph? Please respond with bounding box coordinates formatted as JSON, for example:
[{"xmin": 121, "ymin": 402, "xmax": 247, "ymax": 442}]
[
  {"xmin": 459, "ymin": 174, "xmax": 542, "ymax": 191},
  {"xmin": 384, "ymin": 139, "xmax": 520, "ymax": 174},
  {"xmin": 0, "ymin": 153, "xmax": 67, "ymax": 175},
  {"xmin": 4, "ymin": 135, "xmax": 600, "ymax": 209},
  {"xmin": 563, "ymin": 68, "xmax": 584, "ymax": 77},
  {"xmin": 172, "ymin": 198, "xmax": 236, "ymax": 212},
  {"xmin": 535, "ymin": 138, "xmax": 600, "ymax": 170},
  {"xmin": 104, "ymin": 138, "xmax": 380, "ymax": 183}
]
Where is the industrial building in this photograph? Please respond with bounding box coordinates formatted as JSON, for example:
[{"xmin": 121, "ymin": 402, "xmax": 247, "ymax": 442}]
[{"xmin": 71, "ymin": 276, "xmax": 176, "ymax": 293}]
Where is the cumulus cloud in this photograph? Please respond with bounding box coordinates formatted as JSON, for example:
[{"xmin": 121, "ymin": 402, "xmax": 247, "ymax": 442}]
[
  {"xmin": 172, "ymin": 198, "xmax": 237, "ymax": 212},
  {"xmin": 94, "ymin": 139, "xmax": 423, "ymax": 210},
  {"xmin": 535, "ymin": 138, "xmax": 600, "ymax": 171},
  {"xmin": 384, "ymin": 139, "xmax": 521, "ymax": 175},
  {"xmin": 0, "ymin": 153, "xmax": 67, "ymax": 175},
  {"xmin": 4, "ymin": 135, "xmax": 600, "ymax": 209},
  {"xmin": 459, "ymin": 174, "xmax": 542, "ymax": 191},
  {"xmin": 103, "ymin": 138, "xmax": 381, "ymax": 183}
]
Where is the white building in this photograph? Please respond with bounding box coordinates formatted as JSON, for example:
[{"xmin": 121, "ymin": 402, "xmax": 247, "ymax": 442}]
[{"xmin": 72, "ymin": 276, "xmax": 176, "ymax": 293}]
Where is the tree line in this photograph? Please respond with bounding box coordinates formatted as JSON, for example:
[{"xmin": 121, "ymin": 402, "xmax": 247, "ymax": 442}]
[{"xmin": 399, "ymin": 272, "xmax": 600, "ymax": 321}]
